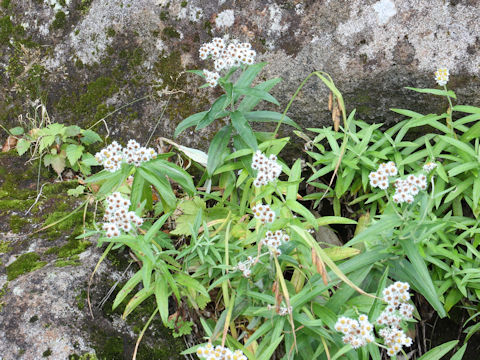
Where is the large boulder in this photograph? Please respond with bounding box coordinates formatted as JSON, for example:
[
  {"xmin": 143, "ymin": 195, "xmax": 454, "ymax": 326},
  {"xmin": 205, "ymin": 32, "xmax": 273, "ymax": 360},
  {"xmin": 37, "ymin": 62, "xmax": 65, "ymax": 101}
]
[
  {"xmin": 1, "ymin": 0, "xmax": 479, "ymax": 149},
  {"xmin": 0, "ymin": 0, "xmax": 480, "ymax": 146}
]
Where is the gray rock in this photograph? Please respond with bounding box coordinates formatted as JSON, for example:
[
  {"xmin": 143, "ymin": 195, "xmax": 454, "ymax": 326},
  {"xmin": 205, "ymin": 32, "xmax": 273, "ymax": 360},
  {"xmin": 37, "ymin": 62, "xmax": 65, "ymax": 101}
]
[{"xmin": 2, "ymin": 0, "xmax": 479, "ymax": 149}]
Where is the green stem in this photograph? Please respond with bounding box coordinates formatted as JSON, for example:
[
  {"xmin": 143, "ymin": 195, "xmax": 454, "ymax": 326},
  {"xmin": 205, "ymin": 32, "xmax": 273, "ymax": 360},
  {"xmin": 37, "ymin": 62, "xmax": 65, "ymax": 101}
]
[{"xmin": 444, "ymin": 84, "xmax": 457, "ymax": 139}]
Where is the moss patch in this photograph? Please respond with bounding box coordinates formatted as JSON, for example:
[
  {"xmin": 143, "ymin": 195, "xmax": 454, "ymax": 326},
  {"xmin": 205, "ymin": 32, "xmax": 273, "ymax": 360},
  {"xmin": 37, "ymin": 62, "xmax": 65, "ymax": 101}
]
[
  {"xmin": 0, "ymin": 283, "xmax": 8, "ymax": 312},
  {"xmin": 51, "ymin": 11, "xmax": 67, "ymax": 30},
  {"xmin": 6, "ymin": 252, "xmax": 47, "ymax": 281},
  {"xmin": 162, "ymin": 26, "xmax": 180, "ymax": 39},
  {"xmin": 0, "ymin": 240, "xmax": 12, "ymax": 253},
  {"xmin": 42, "ymin": 348, "xmax": 52, "ymax": 357},
  {"xmin": 9, "ymin": 214, "xmax": 28, "ymax": 233}
]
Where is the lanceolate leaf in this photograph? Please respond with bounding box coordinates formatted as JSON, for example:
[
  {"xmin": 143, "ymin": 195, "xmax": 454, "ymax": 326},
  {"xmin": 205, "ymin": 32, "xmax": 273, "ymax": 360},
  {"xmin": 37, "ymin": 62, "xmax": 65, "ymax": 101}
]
[
  {"xmin": 231, "ymin": 111, "xmax": 257, "ymax": 150},
  {"xmin": 207, "ymin": 125, "xmax": 232, "ymax": 177},
  {"xmin": 174, "ymin": 111, "xmax": 208, "ymax": 137}
]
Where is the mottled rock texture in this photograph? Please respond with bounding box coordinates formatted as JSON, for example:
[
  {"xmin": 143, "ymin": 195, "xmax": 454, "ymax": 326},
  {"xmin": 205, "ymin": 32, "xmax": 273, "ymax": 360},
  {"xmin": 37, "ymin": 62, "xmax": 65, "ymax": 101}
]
[
  {"xmin": 1, "ymin": 0, "xmax": 480, "ymax": 149},
  {"xmin": 0, "ymin": 153, "xmax": 183, "ymax": 359}
]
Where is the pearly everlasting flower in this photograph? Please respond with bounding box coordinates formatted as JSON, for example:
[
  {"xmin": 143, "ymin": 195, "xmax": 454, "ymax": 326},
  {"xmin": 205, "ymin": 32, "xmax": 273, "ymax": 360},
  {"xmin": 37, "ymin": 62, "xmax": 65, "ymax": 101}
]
[
  {"xmin": 196, "ymin": 343, "xmax": 247, "ymax": 360},
  {"xmin": 261, "ymin": 230, "xmax": 289, "ymax": 256},
  {"xmin": 251, "ymin": 203, "xmax": 275, "ymax": 224},
  {"xmin": 102, "ymin": 192, "xmax": 143, "ymax": 238},
  {"xmin": 95, "ymin": 141, "xmax": 124, "ymax": 172},
  {"xmin": 198, "ymin": 37, "xmax": 256, "ymax": 87},
  {"xmin": 234, "ymin": 256, "xmax": 255, "ymax": 278},
  {"xmin": 203, "ymin": 69, "xmax": 220, "ymax": 87},
  {"xmin": 423, "ymin": 161, "xmax": 437, "ymax": 173},
  {"xmin": 380, "ymin": 326, "xmax": 413, "ymax": 357},
  {"xmin": 95, "ymin": 139, "xmax": 157, "ymax": 172},
  {"xmin": 377, "ymin": 282, "xmax": 414, "ymax": 357},
  {"xmin": 392, "ymin": 174, "xmax": 427, "ymax": 204},
  {"xmin": 334, "ymin": 314, "xmax": 374, "ymax": 349},
  {"xmin": 435, "ymin": 67, "xmax": 449, "ymax": 86},
  {"xmin": 369, "ymin": 161, "xmax": 397, "ymax": 189},
  {"xmin": 251, "ymin": 150, "xmax": 282, "ymax": 187}
]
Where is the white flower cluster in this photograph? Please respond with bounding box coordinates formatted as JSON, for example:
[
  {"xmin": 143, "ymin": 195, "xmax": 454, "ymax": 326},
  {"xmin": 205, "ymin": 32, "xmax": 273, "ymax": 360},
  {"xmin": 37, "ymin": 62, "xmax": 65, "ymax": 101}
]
[
  {"xmin": 123, "ymin": 139, "xmax": 157, "ymax": 166},
  {"xmin": 95, "ymin": 141, "xmax": 124, "ymax": 172},
  {"xmin": 199, "ymin": 37, "xmax": 256, "ymax": 87},
  {"xmin": 392, "ymin": 174, "xmax": 427, "ymax": 204},
  {"xmin": 102, "ymin": 192, "xmax": 143, "ymax": 238},
  {"xmin": 334, "ymin": 314, "xmax": 375, "ymax": 349},
  {"xmin": 234, "ymin": 256, "xmax": 255, "ymax": 278},
  {"xmin": 423, "ymin": 161, "xmax": 437, "ymax": 173},
  {"xmin": 261, "ymin": 230, "xmax": 290, "ymax": 256},
  {"xmin": 379, "ymin": 327, "xmax": 413, "ymax": 357},
  {"xmin": 203, "ymin": 70, "xmax": 220, "ymax": 87},
  {"xmin": 251, "ymin": 203, "xmax": 275, "ymax": 224},
  {"xmin": 377, "ymin": 282, "xmax": 414, "ymax": 357},
  {"xmin": 369, "ymin": 161, "xmax": 398, "ymax": 190},
  {"xmin": 369, "ymin": 161, "xmax": 429, "ymax": 204},
  {"xmin": 95, "ymin": 140, "xmax": 157, "ymax": 172},
  {"xmin": 196, "ymin": 343, "xmax": 247, "ymax": 360},
  {"xmin": 435, "ymin": 67, "xmax": 449, "ymax": 86},
  {"xmin": 251, "ymin": 150, "xmax": 282, "ymax": 187}
]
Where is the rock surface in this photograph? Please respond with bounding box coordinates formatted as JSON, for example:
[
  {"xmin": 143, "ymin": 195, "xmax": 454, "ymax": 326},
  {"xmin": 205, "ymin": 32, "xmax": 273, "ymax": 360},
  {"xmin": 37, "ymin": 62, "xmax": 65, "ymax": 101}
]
[
  {"xmin": 0, "ymin": 153, "xmax": 184, "ymax": 359},
  {"xmin": 1, "ymin": 0, "xmax": 480, "ymax": 149}
]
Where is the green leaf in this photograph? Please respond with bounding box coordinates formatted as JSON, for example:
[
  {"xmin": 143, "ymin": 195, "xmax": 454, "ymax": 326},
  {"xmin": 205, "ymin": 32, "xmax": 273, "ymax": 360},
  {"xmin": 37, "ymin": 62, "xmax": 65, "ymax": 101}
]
[
  {"xmin": 143, "ymin": 159, "xmax": 195, "ymax": 196},
  {"xmin": 234, "ymin": 62, "xmax": 267, "ymax": 90},
  {"xmin": 67, "ymin": 185, "xmax": 85, "ymax": 197},
  {"xmin": 144, "ymin": 212, "xmax": 171, "ymax": 242},
  {"xmin": 137, "ymin": 167, "xmax": 177, "ymax": 211},
  {"xmin": 237, "ymin": 78, "xmax": 282, "ymax": 112},
  {"xmin": 186, "ymin": 69, "xmax": 205, "ymax": 77},
  {"xmin": 50, "ymin": 155, "xmax": 66, "ymax": 176},
  {"xmin": 196, "ymin": 95, "xmax": 229, "ymax": 130},
  {"xmin": 286, "ymin": 159, "xmax": 302, "ymax": 201},
  {"xmin": 113, "ymin": 270, "xmax": 143, "ymax": 310},
  {"xmin": 39, "ymin": 135, "xmax": 55, "ymax": 152},
  {"xmin": 439, "ymin": 135, "xmax": 476, "ymax": 157},
  {"xmin": 207, "ymin": 125, "xmax": 232, "ymax": 176},
  {"xmin": 461, "ymin": 120, "xmax": 480, "ymax": 142},
  {"xmin": 142, "ymin": 258, "xmax": 153, "ymax": 290},
  {"xmin": 323, "ymin": 246, "xmax": 360, "ymax": 261},
  {"xmin": 243, "ymin": 110, "xmax": 300, "ymax": 130},
  {"xmin": 9, "ymin": 126, "xmax": 24, "ymax": 136},
  {"xmin": 416, "ymin": 340, "xmax": 458, "ymax": 360},
  {"xmin": 80, "ymin": 152, "xmax": 99, "ymax": 166},
  {"xmin": 396, "ymin": 240, "xmax": 446, "ymax": 317},
  {"xmin": 234, "ymin": 87, "xmax": 280, "ymax": 106},
  {"xmin": 16, "ymin": 138, "xmax": 31, "ymax": 156},
  {"xmin": 450, "ymin": 343, "xmax": 467, "ymax": 360},
  {"xmin": 80, "ymin": 129, "xmax": 102, "ymax": 145},
  {"xmin": 390, "ymin": 108, "xmax": 424, "ymax": 118},
  {"xmin": 405, "ymin": 86, "xmax": 457, "ymax": 99},
  {"xmin": 286, "ymin": 200, "xmax": 317, "ymax": 229},
  {"xmin": 123, "ymin": 284, "xmax": 155, "ymax": 318},
  {"xmin": 65, "ymin": 125, "xmax": 82, "ymax": 137},
  {"xmin": 230, "ymin": 111, "xmax": 257, "ymax": 150},
  {"xmin": 174, "ymin": 111, "xmax": 208, "ymax": 137},
  {"xmin": 452, "ymin": 105, "xmax": 480, "ymax": 113},
  {"xmin": 317, "ymin": 216, "xmax": 357, "ymax": 226},
  {"xmin": 155, "ymin": 272, "xmax": 170, "ymax": 325},
  {"xmin": 65, "ymin": 144, "xmax": 84, "ymax": 165}
]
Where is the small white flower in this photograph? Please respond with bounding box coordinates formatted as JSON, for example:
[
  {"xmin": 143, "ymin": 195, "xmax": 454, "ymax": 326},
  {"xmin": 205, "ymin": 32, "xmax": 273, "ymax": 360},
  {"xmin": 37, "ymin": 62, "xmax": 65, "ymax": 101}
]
[
  {"xmin": 435, "ymin": 67, "xmax": 449, "ymax": 86},
  {"xmin": 423, "ymin": 161, "xmax": 437, "ymax": 173}
]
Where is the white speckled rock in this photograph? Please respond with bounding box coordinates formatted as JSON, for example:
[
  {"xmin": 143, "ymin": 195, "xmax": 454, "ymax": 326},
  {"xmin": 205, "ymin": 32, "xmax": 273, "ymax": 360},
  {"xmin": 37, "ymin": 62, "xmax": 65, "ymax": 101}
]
[{"xmin": 1, "ymin": 0, "xmax": 479, "ymax": 147}]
